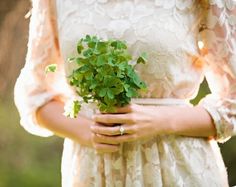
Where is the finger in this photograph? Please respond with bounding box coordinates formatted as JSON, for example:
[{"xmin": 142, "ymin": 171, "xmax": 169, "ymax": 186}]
[
  {"xmin": 92, "ymin": 133, "xmax": 119, "ymax": 145},
  {"xmin": 95, "ymin": 134, "xmax": 137, "ymax": 144},
  {"xmin": 91, "ymin": 124, "xmax": 119, "ymax": 135},
  {"xmin": 93, "ymin": 122, "xmax": 116, "ymax": 127},
  {"xmin": 99, "ymin": 104, "xmax": 133, "ymax": 114},
  {"xmin": 112, "ymin": 104, "xmax": 133, "ymax": 113},
  {"xmin": 93, "ymin": 143, "xmax": 119, "ymax": 154},
  {"xmin": 91, "ymin": 124, "xmax": 135, "ymax": 136},
  {"xmin": 93, "ymin": 113, "xmax": 135, "ymax": 124}
]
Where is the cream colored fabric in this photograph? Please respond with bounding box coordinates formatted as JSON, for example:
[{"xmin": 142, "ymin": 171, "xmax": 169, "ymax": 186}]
[{"xmin": 14, "ymin": 0, "xmax": 236, "ymax": 186}]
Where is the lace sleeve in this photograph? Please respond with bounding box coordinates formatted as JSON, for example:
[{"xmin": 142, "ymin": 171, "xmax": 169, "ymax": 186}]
[
  {"xmin": 199, "ymin": 0, "xmax": 236, "ymax": 143},
  {"xmin": 14, "ymin": 0, "xmax": 67, "ymax": 137}
]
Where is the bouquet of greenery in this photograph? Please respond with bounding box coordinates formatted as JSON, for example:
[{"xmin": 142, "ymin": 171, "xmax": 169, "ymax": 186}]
[{"xmin": 46, "ymin": 35, "xmax": 147, "ymax": 118}]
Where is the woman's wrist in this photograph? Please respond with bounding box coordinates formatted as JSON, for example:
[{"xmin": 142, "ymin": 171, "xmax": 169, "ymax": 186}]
[
  {"xmin": 73, "ymin": 115, "xmax": 93, "ymax": 147},
  {"xmin": 36, "ymin": 100, "xmax": 93, "ymax": 147},
  {"xmin": 155, "ymin": 105, "xmax": 216, "ymax": 138},
  {"xmin": 153, "ymin": 106, "xmax": 177, "ymax": 135}
]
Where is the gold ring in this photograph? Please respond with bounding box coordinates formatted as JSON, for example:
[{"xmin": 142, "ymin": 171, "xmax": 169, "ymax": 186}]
[{"xmin": 119, "ymin": 126, "xmax": 125, "ymax": 136}]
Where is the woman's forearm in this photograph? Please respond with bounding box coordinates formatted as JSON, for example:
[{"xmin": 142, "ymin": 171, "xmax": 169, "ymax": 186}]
[
  {"xmin": 162, "ymin": 105, "xmax": 216, "ymax": 138},
  {"xmin": 36, "ymin": 100, "xmax": 93, "ymax": 147},
  {"xmin": 91, "ymin": 104, "xmax": 217, "ymax": 144}
]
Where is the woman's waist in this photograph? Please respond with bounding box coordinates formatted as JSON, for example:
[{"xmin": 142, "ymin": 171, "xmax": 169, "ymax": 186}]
[
  {"xmin": 65, "ymin": 95, "xmax": 191, "ymax": 107},
  {"xmin": 131, "ymin": 98, "xmax": 191, "ymax": 106}
]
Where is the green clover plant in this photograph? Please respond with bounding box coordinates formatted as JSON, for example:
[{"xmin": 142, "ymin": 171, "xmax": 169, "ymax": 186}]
[{"xmin": 46, "ymin": 35, "xmax": 147, "ymax": 118}]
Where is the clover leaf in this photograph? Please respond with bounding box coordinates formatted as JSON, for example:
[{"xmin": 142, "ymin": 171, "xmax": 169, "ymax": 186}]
[{"xmin": 46, "ymin": 35, "xmax": 148, "ymax": 118}]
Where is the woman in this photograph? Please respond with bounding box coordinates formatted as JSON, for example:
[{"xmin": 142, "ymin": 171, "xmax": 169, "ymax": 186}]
[{"xmin": 14, "ymin": 0, "xmax": 236, "ymax": 186}]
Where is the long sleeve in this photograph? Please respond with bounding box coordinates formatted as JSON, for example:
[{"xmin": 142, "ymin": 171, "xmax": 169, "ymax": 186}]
[
  {"xmin": 14, "ymin": 0, "xmax": 70, "ymax": 137},
  {"xmin": 199, "ymin": 0, "xmax": 236, "ymax": 143}
]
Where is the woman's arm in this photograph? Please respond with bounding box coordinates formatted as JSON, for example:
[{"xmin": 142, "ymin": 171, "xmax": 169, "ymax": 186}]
[
  {"xmin": 90, "ymin": 104, "xmax": 216, "ymax": 145},
  {"xmin": 91, "ymin": 1, "xmax": 236, "ymax": 144},
  {"xmin": 13, "ymin": 0, "xmax": 119, "ymax": 154},
  {"xmin": 154, "ymin": 105, "xmax": 216, "ymax": 137},
  {"xmin": 36, "ymin": 100, "xmax": 120, "ymax": 153},
  {"xmin": 36, "ymin": 100, "xmax": 93, "ymax": 147}
]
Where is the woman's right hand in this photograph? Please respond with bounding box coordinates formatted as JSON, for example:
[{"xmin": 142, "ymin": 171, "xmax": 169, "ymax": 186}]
[
  {"xmin": 36, "ymin": 100, "xmax": 120, "ymax": 154},
  {"xmin": 74, "ymin": 114, "xmax": 120, "ymax": 154},
  {"xmin": 83, "ymin": 117, "xmax": 120, "ymax": 154},
  {"xmin": 91, "ymin": 132, "xmax": 120, "ymax": 154}
]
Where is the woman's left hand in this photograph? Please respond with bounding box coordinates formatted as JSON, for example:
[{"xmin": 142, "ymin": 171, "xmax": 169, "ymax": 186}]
[{"xmin": 91, "ymin": 104, "xmax": 171, "ymax": 144}]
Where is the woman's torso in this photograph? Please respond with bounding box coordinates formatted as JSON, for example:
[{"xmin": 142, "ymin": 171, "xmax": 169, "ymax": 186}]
[
  {"xmin": 56, "ymin": 0, "xmax": 204, "ymax": 100},
  {"xmin": 54, "ymin": 1, "xmax": 228, "ymax": 187}
]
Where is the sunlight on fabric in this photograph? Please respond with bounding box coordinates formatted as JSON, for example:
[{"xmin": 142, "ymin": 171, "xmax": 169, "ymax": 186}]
[{"xmin": 198, "ymin": 40, "xmax": 204, "ymax": 50}]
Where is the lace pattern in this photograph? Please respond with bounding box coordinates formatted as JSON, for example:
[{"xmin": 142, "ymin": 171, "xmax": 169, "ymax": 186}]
[
  {"xmin": 57, "ymin": 0, "xmax": 201, "ymax": 99},
  {"xmin": 199, "ymin": 0, "xmax": 236, "ymax": 142},
  {"xmin": 14, "ymin": 0, "xmax": 73, "ymax": 136},
  {"xmin": 13, "ymin": 0, "xmax": 236, "ymax": 186}
]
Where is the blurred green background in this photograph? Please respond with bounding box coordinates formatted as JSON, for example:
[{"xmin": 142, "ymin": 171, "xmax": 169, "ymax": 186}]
[{"xmin": 0, "ymin": 0, "xmax": 235, "ymax": 186}]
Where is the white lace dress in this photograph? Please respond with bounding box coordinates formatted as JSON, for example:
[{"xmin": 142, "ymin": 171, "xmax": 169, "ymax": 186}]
[{"xmin": 14, "ymin": 0, "xmax": 236, "ymax": 186}]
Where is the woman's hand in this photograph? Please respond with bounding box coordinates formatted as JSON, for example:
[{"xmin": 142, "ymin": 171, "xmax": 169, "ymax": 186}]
[
  {"xmin": 91, "ymin": 104, "xmax": 171, "ymax": 145},
  {"xmin": 77, "ymin": 115, "xmax": 120, "ymax": 154},
  {"xmin": 36, "ymin": 100, "xmax": 119, "ymax": 154}
]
